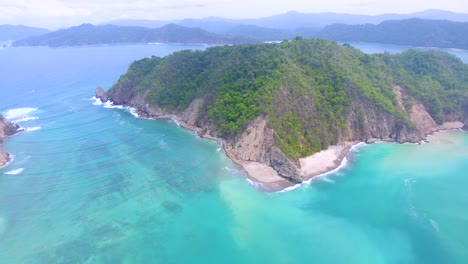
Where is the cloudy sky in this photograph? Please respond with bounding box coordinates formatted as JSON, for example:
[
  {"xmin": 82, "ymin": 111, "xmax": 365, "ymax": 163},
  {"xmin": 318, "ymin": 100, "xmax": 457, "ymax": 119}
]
[{"xmin": 1, "ymin": 0, "xmax": 467, "ymax": 28}]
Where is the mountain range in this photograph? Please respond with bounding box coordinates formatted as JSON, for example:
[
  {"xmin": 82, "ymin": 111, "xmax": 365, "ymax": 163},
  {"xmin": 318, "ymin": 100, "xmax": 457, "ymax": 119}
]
[
  {"xmin": 106, "ymin": 9, "xmax": 468, "ymax": 30},
  {"xmin": 11, "ymin": 18, "xmax": 468, "ymax": 49}
]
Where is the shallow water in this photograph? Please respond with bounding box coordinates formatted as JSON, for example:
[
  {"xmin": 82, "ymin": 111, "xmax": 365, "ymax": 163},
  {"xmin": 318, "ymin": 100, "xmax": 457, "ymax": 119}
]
[{"xmin": 0, "ymin": 43, "xmax": 467, "ymax": 263}]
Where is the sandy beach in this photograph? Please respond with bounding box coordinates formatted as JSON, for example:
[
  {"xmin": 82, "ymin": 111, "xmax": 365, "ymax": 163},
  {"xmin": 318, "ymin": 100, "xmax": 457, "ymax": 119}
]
[{"xmin": 299, "ymin": 141, "xmax": 359, "ymax": 180}]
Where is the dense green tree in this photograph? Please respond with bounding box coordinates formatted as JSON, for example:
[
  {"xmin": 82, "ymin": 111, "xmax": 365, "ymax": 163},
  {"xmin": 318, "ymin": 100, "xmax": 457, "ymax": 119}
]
[{"xmin": 110, "ymin": 39, "xmax": 468, "ymax": 158}]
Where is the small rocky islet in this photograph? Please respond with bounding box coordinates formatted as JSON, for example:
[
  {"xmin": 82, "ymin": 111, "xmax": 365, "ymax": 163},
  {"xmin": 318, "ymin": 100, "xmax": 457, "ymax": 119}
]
[{"xmin": 0, "ymin": 115, "xmax": 20, "ymax": 167}]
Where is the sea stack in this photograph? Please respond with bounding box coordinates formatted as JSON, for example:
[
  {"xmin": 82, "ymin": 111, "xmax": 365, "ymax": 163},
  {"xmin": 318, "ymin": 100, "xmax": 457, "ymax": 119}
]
[
  {"xmin": 0, "ymin": 115, "xmax": 20, "ymax": 167},
  {"xmin": 95, "ymin": 86, "xmax": 108, "ymax": 102}
]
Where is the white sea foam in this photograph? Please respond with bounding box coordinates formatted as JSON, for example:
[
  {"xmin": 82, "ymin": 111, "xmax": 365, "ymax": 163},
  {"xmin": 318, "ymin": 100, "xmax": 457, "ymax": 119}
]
[
  {"xmin": 302, "ymin": 157, "xmax": 349, "ymax": 185},
  {"xmin": 349, "ymin": 142, "xmax": 367, "ymax": 152},
  {"xmin": 246, "ymin": 178, "xmax": 263, "ymax": 188},
  {"xmin": 170, "ymin": 118, "xmax": 180, "ymax": 127},
  {"xmin": 90, "ymin": 96, "xmax": 103, "ymax": 105},
  {"xmin": 3, "ymin": 107, "xmax": 38, "ymax": 121},
  {"xmin": 25, "ymin": 126, "xmax": 41, "ymax": 132},
  {"xmin": 278, "ymin": 183, "xmax": 302, "ymax": 193},
  {"xmin": 103, "ymin": 101, "xmax": 124, "ymax": 109},
  {"xmin": 14, "ymin": 116, "xmax": 39, "ymax": 123},
  {"xmin": 91, "ymin": 97, "xmax": 142, "ymax": 119},
  {"xmin": 128, "ymin": 107, "xmax": 139, "ymax": 118},
  {"xmin": 4, "ymin": 168, "xmax": 24, "ymax": 175}
]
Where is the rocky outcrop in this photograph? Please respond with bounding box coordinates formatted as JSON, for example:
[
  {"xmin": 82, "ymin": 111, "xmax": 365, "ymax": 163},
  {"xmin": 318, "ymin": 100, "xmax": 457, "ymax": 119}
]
[
  {"xmin": 0, "ymin": 116, "xmax": 20, "ymax": 167},
  {"xmin": 0, "ymin": 116, "xmax": 19, "ymax": 141},
  {"xmin": 227, "ymin": 116, "xmax": 272, "ymax": 162},
  {"xmin": 268, "ymin": 146, "xmax": 302, "ymax": 183},
  {"xmin": 95, "ymin": 86, "xmax": 108, "ymax": 102},
  {"xmin": 0, "ymin": 148, "xmax": 9, "ymax": 167}
]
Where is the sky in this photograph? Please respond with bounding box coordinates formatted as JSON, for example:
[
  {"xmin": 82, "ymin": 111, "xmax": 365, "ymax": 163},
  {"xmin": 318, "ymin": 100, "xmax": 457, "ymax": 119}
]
[{"xmin": 1, "ymin": 0, "xmax": 467, "ymax": 29}]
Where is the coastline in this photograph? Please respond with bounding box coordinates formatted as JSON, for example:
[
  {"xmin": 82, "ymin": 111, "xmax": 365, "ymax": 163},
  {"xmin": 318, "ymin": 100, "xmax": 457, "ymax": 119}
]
[
  {"xmin": 99, "ymin": 98, "xmax": 466, "ymax": 193},
  {"xmin": 0, "ymin": 118, "xmax": 20, "ymax": 168},
  {"xmin": 160, "ymin": 117, "xmax": 466, "ymax": 192}
]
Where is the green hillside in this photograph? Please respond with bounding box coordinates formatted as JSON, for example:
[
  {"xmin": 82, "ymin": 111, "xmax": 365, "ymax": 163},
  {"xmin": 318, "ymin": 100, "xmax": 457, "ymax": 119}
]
[{"xmin": 107, "ymin": 39, "xmax": 468, "ymax": 159}]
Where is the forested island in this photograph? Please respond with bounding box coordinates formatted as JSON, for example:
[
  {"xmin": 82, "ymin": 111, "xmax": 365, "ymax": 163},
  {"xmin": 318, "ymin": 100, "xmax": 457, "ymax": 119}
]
[
  {"xmin": 317, "ymin": 18, "xmax": 468, "ymax": 49},
  {"xmin": 97, "ymin": 39, "xmax": 468, "ymax": 190},
  {"xmin": 12, "ymin": 23, "xmax": 256, "ymax": 47}
]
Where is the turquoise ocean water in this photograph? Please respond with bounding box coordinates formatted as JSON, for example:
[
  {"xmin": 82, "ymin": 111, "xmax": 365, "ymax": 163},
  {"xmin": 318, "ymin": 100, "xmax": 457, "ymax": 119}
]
[{"xmin": 0, "ymin": 43, "xmax": 467, "ymax": 263}]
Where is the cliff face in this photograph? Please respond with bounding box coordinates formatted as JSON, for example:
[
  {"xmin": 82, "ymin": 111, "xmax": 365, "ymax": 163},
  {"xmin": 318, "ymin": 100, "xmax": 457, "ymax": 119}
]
[
  {"xmin": 101, "ymin": 40, "xmax": 468, "ymax": 184},
  {"xmin": 0, "ymin": 116, "xmax": 20, "ymax": 167},
  {"xmin": 100, "ymin": 84, "xmax": 464, "ymax": 184}
]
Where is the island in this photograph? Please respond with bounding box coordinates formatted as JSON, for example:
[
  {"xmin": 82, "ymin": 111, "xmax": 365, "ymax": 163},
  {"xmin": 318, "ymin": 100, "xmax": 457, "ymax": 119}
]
[
  {"xmin": 0, "ymin": 115, "xmax": 20, "ymax": 167},
  {"xmin": 0, "ymin": 24, "xmax": 49, "ymax": 41},
  {"xmin": 316, "ymin": 18, "xmax": 468, "ymax": 49},
  {"xmin": 12, "ymin": 23, "xmax": 256, "ymax": 47},
  {"xmin": 97, "ymin": 39, "xmax": 468, "ymax": 191}
]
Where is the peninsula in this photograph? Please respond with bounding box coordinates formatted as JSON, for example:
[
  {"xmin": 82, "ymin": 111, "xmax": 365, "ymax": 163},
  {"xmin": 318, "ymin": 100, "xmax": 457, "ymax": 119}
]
[
  {"xmin": 97, "ymin": 39, "xmax": 468, "ymax": 191},
  {"xmin": 0, "ymin": 115, "xmax": 20, "ymax": 167}
]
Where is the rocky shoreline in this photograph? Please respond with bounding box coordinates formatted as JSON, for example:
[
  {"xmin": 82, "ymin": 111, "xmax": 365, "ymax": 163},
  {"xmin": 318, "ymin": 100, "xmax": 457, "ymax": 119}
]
[
  {"xmin": 96, "ymin": 88, "xmax": 467, "ymax": 192},
  {"xmin": 0, "ymin": 115, "xmax": 20, "ymax": 167}
]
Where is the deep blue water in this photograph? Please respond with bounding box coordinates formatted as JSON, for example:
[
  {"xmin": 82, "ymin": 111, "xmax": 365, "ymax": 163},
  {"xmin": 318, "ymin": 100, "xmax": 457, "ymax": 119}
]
[{"xmin": 0, "ymin": 43, "xmax": 467, "ymax": 263}]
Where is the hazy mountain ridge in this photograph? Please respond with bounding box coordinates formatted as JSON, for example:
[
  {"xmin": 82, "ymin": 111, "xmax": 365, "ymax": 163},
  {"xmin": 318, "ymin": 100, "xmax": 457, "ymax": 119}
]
[
  {"xmin": 317, "ymin": 18, "xmax": 468, "ymax": 49},
  {"xmin": 0, "ymin": 25, "xmax": 49, "ymax": 41},
  {"xmin": 105, "ymin": 9, "xmax": 468, "ymax": 29},
  {"xmin": 12, "ymin": 23, "xmax": 257, "ymax": 47}
]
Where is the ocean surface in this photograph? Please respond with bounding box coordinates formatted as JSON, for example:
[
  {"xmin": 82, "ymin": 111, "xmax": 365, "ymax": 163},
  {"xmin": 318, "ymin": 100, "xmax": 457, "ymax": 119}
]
[{"xmin": 0, "ymin": 43, "xmax": 467, "ymax": 263}]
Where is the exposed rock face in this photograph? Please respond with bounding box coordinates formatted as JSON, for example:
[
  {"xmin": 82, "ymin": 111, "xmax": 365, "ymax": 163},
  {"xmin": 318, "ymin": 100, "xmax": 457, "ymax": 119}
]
[
  {"xmin": 0, "ymin": 116, "xmax": 20, "ymax": 167},
  {"xmin": 269, "ymin": 146, "xmax": 302, "ymax": 183},
  {"xmin": 227, "ymin": 116, "xmax": 273, "ymax": 162},
  {"xmin": 0, "ymin": 116, "xmax": 19, "ymax": 140},
  {"xmin": 180, "ymin": 98, "xmax": 203, "ymax": 126},
  {"xmin": 0, "ymin": 148, "xmax": 9, "ymax": 167},
  {"xmin": 95, "ymin": 86, "xmax": 108, "ymax": 102}
]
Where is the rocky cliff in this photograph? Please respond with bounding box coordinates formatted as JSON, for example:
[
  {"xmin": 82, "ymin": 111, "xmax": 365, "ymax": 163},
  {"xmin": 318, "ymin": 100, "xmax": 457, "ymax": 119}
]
[
  {"xmin": 98, "ymin": 83, "xmax": 465, "ymax": 187},
  {"xmin": 0, "ymin": 115, "xmax": 20, "ymax": 167}
]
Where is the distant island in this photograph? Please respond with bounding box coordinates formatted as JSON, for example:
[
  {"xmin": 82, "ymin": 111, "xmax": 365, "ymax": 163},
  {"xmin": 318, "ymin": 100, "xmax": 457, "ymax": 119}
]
[
  {"xmin": 0, "ymin": 115, "xmax": 20, "ymax": 167},
  {"xmin": 0, "ymin": 25, "xmax": 49, "ymax": 41},
  {"xmin": 11, "ymin": 18, "xmax": 468, "ymax": 49},
  {"xmin": 97, "ymin": 39, "xmax": 468, "ymax": 191},
  {"xmin": 12, "ymin": 23, "xmax": 257, "ymax": 47},
  {"xmin": 317, "ymin": 18, "xmax": 468, "ymax": 49}
]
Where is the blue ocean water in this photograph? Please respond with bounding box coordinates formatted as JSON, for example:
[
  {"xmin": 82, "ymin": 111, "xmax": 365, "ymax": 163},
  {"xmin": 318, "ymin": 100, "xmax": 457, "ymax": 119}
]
[{"xmin": 0, "ymin": 43, "xmax": 467, "ymax": 263}]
